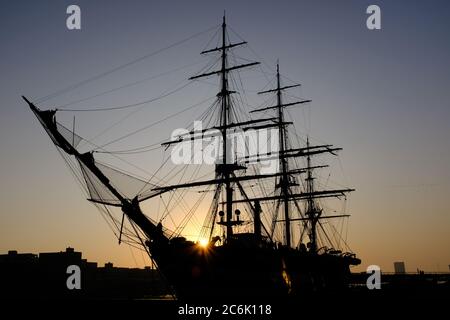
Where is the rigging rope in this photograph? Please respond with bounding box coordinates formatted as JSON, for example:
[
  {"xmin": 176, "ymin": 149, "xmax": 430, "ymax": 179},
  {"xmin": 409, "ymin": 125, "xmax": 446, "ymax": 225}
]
[
  {"xmin": 57, "ymin": 60, "xmax": 205, "ymax": 109},
  {"xmin": 78, "ymin": 58, "xmax": 219, "ymax": 147},
  {"xmin": 93, "ymin": 95, "xmax": 219, "ymax": 155},
  {"xmin": 34, "ymin": 25, "xmax": 218, "ymax": 104},
  {"xmin": 58, "ymin": 80, "xmax": 192, "ymax": 112},
  {"xmin": 93, "ymin": 95, "xmax": 215, "ymax": 150}
]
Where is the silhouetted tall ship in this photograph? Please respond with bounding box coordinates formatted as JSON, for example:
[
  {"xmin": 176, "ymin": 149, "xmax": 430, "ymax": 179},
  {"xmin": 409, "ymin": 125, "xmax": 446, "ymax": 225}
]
[{"xmin": 23, "ymin": 15, "xmax": 360, "ymax": 299}]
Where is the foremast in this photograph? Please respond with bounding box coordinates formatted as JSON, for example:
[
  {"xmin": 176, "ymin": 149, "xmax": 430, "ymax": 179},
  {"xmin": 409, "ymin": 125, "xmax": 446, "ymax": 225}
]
[
  {"xmin": 220, "ymin": 15, "xmax": 236, "ymax": 239},
  {"xmin": 188, "ymin": 14, "xmax": 259, "ymax": 240}
]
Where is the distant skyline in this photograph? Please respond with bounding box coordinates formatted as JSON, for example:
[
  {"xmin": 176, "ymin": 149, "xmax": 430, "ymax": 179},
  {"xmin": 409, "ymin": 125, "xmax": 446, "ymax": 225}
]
[
  {"xmin": 1, "ymin": 0, "xmax": 449, "ymax": 272},
  {"xmin": 0, "ymin": 246, "xmax": 147, "ymax": 268}
]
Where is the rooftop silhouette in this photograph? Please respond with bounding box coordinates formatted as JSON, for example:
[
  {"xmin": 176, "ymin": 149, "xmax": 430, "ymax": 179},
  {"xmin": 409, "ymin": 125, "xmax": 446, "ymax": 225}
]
[{"xmin": 0, "ymin": 247, "xmax": 171, "ymax": 300}]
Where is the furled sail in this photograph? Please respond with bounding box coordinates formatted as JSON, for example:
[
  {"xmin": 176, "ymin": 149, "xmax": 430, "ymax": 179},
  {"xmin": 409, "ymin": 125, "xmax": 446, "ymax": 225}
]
[{"xmin": 23, "ymin": 96, "xmax": 161, "ymax": 207}]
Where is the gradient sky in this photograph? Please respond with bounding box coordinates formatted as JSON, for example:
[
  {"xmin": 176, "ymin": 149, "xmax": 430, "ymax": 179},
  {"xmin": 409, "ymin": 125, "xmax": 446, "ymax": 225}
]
[{"xmin": 1, "ymin": 0, "xmax": 449, "ymax": 272}]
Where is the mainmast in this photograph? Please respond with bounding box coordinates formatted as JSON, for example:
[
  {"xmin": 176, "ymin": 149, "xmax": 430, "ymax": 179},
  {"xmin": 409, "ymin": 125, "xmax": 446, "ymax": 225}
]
[
  {"xmin": 305, "ymin": 137, "xmax": 319, "ymax": 252},
  {"xmin": 254, "ymin": 63, "xmax": 305, "ymax": 247},
  {"xmin": 252, "ymin": 63, "xmax": 355, "ymax": 249}
]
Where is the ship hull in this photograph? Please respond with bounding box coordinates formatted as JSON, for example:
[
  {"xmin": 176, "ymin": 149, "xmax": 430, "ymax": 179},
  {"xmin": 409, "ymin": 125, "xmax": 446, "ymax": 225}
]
[{"xmin": 149, "ymin": 236, "xmax": 359, "ymax": 300}]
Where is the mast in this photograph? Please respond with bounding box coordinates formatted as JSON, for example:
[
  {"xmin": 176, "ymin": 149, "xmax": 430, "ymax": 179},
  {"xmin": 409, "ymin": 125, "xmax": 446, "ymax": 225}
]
[
  {"xmin": 253, "ymin": 63, "xmax": 354, "ymax": 249},
  {"xmin": 220, "ymin": 15, "xmax": 233, "ymax": 238},
  {"xmin": 305, "ymin": 137, "xmax": 318, "ymax": 252},
  {"xmin": 187, "ymin": 14, "xmax": 259, "ymax": 240},
  {"xmin": 255, "ymin": 63, "xmax": 305, "ymax": 247},
  {"xmin": 276, "ymin": 63, "xmax": 292, "ymax": 247}
]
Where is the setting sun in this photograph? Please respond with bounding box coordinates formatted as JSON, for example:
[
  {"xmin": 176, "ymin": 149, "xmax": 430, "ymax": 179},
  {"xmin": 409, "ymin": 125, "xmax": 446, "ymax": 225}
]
[{"xmin": 198, "ymin": 238, "xmax": 209, "ymax": 248}]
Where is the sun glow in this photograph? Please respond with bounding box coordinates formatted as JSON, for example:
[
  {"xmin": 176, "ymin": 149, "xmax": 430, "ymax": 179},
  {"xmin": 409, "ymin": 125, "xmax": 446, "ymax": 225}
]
[{"xmin": 198, "ymin": 238, "xmax": 209, "ymax": 248}]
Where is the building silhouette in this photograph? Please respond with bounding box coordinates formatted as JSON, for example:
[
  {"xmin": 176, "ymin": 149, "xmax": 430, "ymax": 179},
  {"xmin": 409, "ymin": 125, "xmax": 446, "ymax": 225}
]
[
  {"xmin": 394, "ymin": 261, "xmax": 406, "ymax": 274},
  {"xmin": 0, "ymin": 248, "xmax": 170, "ymax": 299}
]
